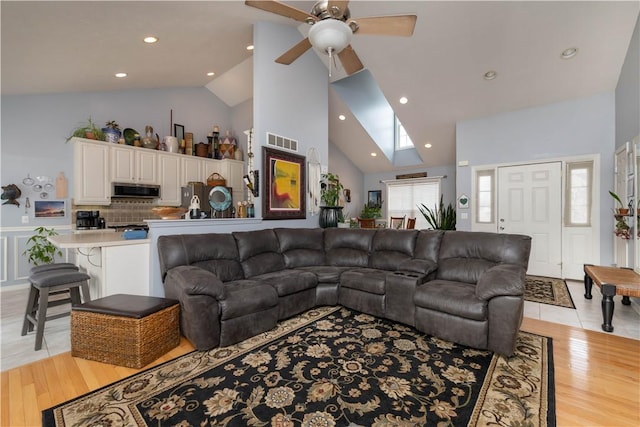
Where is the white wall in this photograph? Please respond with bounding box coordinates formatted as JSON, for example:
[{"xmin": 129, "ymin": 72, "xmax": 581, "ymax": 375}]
[
  {"xmin": 252, "ymin": 21, "xmax": 328, "ymax": 226},
  {"xmin": 616, "ymin": 14, "xmax": 640, "ymax": 148},
  {"xmin": 456, "ymin": 91, "xmax": 616, "ymax": 266},
  {"xmin": 328, "ymin": 141, "xmax": 364, "ymax": 220}
]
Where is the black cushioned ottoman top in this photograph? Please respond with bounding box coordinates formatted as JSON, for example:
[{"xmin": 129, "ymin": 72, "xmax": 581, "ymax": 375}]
[{"xmin": 72, "ymin": 294, "xmax": 178, "ymax": 319}]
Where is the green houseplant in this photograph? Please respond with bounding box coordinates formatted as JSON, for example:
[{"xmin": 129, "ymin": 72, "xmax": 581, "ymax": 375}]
[
  {"xmin": 319, "ymin": 173, "xmax": 344, "ymax": 228},
  {"xmin": 418, "ymin": 195, "xmax": 456, "ymax": 230},
  {"xmin": 22, "ymin": 226, "xmax": 62, "ymax": 266},
  {"xmin": 66, "ymin": 117, "xmax": 105, "ymax": 142},
  {"xmin": 609, "ymin": 191, "xmax": 629, "ymax": 215},
  {"xmin": 359, "ymin": 203, "xmax": 381, "ymax": 219}
]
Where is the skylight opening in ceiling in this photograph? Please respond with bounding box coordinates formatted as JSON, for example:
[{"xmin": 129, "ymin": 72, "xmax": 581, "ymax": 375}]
[{"xmin": 395, "ymin": 117, "xmax": 414, "ymax": 151}]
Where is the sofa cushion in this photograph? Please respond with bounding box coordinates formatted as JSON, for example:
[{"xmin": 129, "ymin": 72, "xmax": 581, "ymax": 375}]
[
  {"xmin": 233, "ymin": 229, "xmax": 285, "ymax": 278},
  {"xmin": 219, "ymin": 280, "xmax": 278, "ymax": 321},
  {"xmin": 369, "ymin": 229, "xmax": 418, "ymax": 271},
  {"xmin": 413, "ymin": 230, "xmax": 444, "ymax": 264},
  {"xmin": 414, "ymin": 279, "xmax": 487, "ymax": 321},
  {"xmin": 340, "ymin": 268, "xmax": 387, "ymax": 295},
  {"xmin": 158, "ymin": 233, "xmax": 243, "ymax": 281},
  {"xmin": 324, "ymin": 228, "xmax": 374, "ymax": 267},
  {"xmin": 436, "ymin": 231, "xmax": 530, "ymax": 284},
  {"xmin": 275, "ymin": 228, "xmax": 326, "ymax": 268},
  {"xmin": 253, "ymin": 269, "xmax": 318, "ymax": 296}
]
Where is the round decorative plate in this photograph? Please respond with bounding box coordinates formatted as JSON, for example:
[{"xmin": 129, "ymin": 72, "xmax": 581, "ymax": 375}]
[
  {"xmin": 208, "ymin": 186, "xmax": 232, "ymax": 211},
  {"xmin": 123, "ymin": 128, "xmax": 138, "ymax": 146}
]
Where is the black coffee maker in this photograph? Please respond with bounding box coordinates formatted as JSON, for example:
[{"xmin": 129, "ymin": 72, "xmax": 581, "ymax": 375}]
[{"xmin": 76, "ymin": 210, "xmax": 101, "ymax": 230}]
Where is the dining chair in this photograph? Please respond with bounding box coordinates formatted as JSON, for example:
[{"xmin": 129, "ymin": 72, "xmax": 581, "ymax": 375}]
[
  {"xmin": 389, "ymin": 216, "xmax": 406, "ymax": 229},
  {"xmin": 357, "ymin": 218, "xmax": 376, "ymax": 229},
  {"xmin": 406, "ymin": 218, "xmax": 416, "ymax": 229}
]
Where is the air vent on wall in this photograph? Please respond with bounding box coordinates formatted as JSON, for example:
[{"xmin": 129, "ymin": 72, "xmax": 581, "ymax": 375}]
[{"xmin": 267, "ymin": 132, "xmax": 298, "ymax": 152}]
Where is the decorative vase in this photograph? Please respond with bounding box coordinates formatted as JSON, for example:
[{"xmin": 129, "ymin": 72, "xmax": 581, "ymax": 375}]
[
  {"xmin": 141, "ymin": 125, "xmax": 157, "ymax": 149},
  {"xmin": 102, "ymin": 127, "xmax": 121, "ymax": 144},
  {"xmin": 319, "ymin": 206, "xmax": 344, "ymax": 228}
]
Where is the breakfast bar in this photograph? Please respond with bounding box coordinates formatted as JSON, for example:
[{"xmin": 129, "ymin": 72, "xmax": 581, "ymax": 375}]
[{"xmin": 48, "ymin": 232, "xmax": 151, "ymax": 299}]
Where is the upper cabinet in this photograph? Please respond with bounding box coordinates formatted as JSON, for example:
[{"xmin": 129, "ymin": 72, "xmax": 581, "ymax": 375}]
[
  {"xmin": 111, "ymin": 146, "xmax": 158, "ymax": 184},
  {"xmin": 73, "ymin": 139, "xmax": 111, "ymax": 205},
  {"xmin": 72, "ymin": 138, "xmax": 244, "ymax": 207}
]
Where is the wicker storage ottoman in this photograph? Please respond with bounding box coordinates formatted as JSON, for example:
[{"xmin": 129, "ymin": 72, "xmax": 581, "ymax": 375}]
[{"xmin": 71, "ymin": 294, "xmax": 180, "ymax": 368}]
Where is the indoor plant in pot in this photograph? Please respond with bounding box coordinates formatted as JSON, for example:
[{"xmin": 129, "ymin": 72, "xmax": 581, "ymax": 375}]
[
  {"xmin": 418, "ymin": 195, "xmax": 456, "ymax": 230},
  {"xmin": 22, "ymin": 226, "xmax": 62, "ymax": 266},
  {"xmin": 102, "ymin": 120, "xmax": 121, "ymax": 143},
  {"xmin": 319, "ymin": 172, "xmax": 344, "ymax": 228},
  {"xmin": 609, "ymin": 191, "xmax": 629, "ymax": 215},
  {"xmin": 66, "ymin": 117, "xmax": 104, "ymax": 142}
]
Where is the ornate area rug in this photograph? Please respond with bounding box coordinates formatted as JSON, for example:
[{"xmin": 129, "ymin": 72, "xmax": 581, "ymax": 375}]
[
  {"xmin": 43, "ymin": 306, "xmax": 555, "ymax": 427},
  {"xmin": 525, "ymin": 275, "xmax": 576, "ymax": 309}
]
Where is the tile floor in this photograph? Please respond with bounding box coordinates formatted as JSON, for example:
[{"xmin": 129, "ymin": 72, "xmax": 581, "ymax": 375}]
[{"xmin": 1, "ymin": 279, "xmax": 639, "ymax": 372}]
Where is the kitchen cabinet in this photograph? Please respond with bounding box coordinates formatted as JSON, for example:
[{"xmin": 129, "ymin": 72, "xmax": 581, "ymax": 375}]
[
  {"xmin": 72, "ymin": 138, "xmax": 245, "ymax": 208},
  {"xmin": 219, "ymin": 159, "xmax": 246, "ymax": 204},
  {"xmin": 73, "ymin": 138, "xmax": 111, "ymax": 205},
  {"xmin": 157, "ymin": 153, "xmax": 182, "ymax": 206},
  {"xmin": 111, "ymin": 146, "xmax": 157, "ymax": 184},
  {"xmin": 181, "ymin": 156, "xmax": 203, "ymax": 185}
]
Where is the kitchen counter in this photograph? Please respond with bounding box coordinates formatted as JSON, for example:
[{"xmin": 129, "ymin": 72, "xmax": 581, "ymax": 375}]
[
  {"xmin": 48, "ymin": 232, "xmax": 150, "ymax": 299},
  {"xmin": 49, "ymin": 232, "xmax": 149, "ymax": 249}
]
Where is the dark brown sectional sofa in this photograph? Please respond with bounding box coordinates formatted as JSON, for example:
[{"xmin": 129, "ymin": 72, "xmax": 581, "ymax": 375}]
[{"xmin": 157, "ymin": 228, "xmax": 531, "ymax": 356}]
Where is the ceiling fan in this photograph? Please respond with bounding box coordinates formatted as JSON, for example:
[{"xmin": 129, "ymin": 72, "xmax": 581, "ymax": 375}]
[{"xmin": 245, "ymin": 0, "xmax": 417, "ymax": 76}]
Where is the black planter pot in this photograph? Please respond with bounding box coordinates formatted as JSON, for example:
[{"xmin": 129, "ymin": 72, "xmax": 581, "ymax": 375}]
[{"xmin": 319, "ymin": 206, "xmax": 344, "ymax": 228}]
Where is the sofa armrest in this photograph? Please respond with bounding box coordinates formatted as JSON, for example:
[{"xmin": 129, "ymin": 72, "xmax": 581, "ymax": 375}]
[
  {"xmin": 397, "ymin": 259, "xmax": 438, "ymax": 275},
  {"xmin": 165, "ymin": 265, "xmax": 226, "ymax": 300},
  {"xmin": 475, "ymin": 264, "xmax": 525, "ymax": 300}
]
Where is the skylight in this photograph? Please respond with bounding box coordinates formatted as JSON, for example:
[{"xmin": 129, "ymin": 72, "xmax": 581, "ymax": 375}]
[{"xmin": 395, "ymin": 117, "xmax": 414, "ymax": 150}]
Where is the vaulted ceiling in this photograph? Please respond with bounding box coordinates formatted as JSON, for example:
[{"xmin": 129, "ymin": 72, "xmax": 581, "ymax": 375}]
[{"xmin": 2, "ymin": 1, "xmax": 638, "ymax": 173}]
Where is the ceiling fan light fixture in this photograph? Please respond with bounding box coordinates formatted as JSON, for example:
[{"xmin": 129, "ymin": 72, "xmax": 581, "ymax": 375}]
[{"xmin": 308, "ymin": 19, "xmax": 352, "ymax": 55}]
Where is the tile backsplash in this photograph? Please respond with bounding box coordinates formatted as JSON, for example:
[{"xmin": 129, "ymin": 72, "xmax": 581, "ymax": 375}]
[{"xmin": 72, "ymin": 199, "xmax": 158, "ymax": 226}]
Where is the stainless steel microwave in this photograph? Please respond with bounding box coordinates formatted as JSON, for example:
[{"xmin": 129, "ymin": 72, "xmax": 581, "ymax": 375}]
[{"xmin": 112, "ymin": 183, "xmax": 161, "ymax": 198}]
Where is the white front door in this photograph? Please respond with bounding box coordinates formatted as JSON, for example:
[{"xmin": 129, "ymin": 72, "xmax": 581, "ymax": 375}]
[{"xmin": 498, "ymin": 162, "xmax": 562, "ymax": 277}]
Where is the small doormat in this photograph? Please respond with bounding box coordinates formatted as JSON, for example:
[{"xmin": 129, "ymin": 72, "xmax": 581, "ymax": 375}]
[{"xmin": 525, "ymin": 275, "xmax": 576, "ymax": 309}]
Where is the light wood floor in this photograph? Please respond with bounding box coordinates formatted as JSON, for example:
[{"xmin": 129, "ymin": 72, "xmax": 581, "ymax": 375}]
[{"xmin": 1, "ymin": 318, "xmax": 638, "ymax": 427}]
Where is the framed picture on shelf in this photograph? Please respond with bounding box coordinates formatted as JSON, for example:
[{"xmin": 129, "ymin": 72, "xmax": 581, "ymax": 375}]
[
  {"xmin": 34, "ymin": 200, "xmax": 65, "ymax": 218},
  {"xmin": 262, "ymin": 147, "xmax": 306, "ymax": 220},
  {"xmin": 173, "ymin": 124, "xmax": 184, "ymax": 143}
]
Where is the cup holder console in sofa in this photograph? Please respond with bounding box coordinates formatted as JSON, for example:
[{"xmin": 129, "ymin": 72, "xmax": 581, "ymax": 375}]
[{"xmin": 158, "ymin": 228, "xmax": 531, "ymax": 356}]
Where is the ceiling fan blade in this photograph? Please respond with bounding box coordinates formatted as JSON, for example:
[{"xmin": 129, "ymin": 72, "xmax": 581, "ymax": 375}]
[
  {"xmin": 338, "ymin": 45, "xmax": 364, "ymax": 75},
  {"xmin": 245, "ymin": 0, "xmax": 316, "ymax": 23},
  {"xmin": 275, "ymin": 38, "xmax": 313, "ymax": 65},
  {"xmin": 350, "ymin": 15, "xmax": 417, "ymax": 37}
]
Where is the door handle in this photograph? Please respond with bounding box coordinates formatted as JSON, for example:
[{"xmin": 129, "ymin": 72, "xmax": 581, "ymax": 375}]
[{"xmin": 499, "ymin": 226, "xmax": 505, "ymax": 231}]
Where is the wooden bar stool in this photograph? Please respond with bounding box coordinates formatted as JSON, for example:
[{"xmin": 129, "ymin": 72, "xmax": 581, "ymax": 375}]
[{"xmin": 22, "ymin": 269, "xmax": 91, "ymax": 351}]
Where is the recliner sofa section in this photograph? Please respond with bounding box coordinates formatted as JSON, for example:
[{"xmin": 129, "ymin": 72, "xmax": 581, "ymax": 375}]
[{"xmin": 157, "ymin": 228, "xmax": 531, "ymax": 356}]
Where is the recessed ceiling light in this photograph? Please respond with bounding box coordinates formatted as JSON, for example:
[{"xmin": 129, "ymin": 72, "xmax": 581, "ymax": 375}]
[
  {"xmin": 371, "ymin": 152, "xmax": 377, "ymax": 157},
  {"xmin": 424, "ymin": 143, "xmax": 432, "ymax": 148},
  {"xmin": 338, "ymin": 114, "xmax": 346, "ymax": 121},
  {"xmin": 483, "ymin": 70, "xmax": 497, "ymax": 80},
  {"xmin": 143, "ymin": 36, "xmax": 158, "ymax": 44},
  {"xmin": 114, "ymin": 72, "xmax": 127, "ymax": 78},
  {"xmin": 246, "ymin": 45, "xmax": 254, "ymax": 51},
  {"xmin": 561, "ymin": 47, "xmax": 578, "ymax": 59},
  {"xmin": 207, "ymin": 72, "xmax": 215, "ymax": 77},
  {"xmin": 399, "ymin": 96, "xmax": 408, "ymax": 104}
]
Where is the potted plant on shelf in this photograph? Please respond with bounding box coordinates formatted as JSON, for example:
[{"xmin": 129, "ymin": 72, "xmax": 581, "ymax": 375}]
[
  {"xmin": 418, "ymin": 195, "xmax": 456, "ymax": 230},
  {"xmin": 66, "ymin": 117, "xmax": 104, "ymax": 142},
  {"xmin": 22, "ymin": 226, "xmax": 62, "ymax": 266},
  {"xmin": 609, "ymin": 191, "xmax": 629, "ymax": 216},
  {"xmin": 319, "ymin": 172, "xmax": 344, "ymax": 228},
  {"xmin": 102, "ymin": 120, "xmax": 121, "ymax": 143}
]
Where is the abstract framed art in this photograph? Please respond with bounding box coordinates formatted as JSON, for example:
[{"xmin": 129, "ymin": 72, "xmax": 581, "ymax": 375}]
[{"xmin": 262, "ymin": 147, "xmax": 306, "ymax": 220}]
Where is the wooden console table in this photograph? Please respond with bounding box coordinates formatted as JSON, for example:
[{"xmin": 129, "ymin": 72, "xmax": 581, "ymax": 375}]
[{"xmin": 583, "ymin": 264, "xmax": 640, "ymax": 332}]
